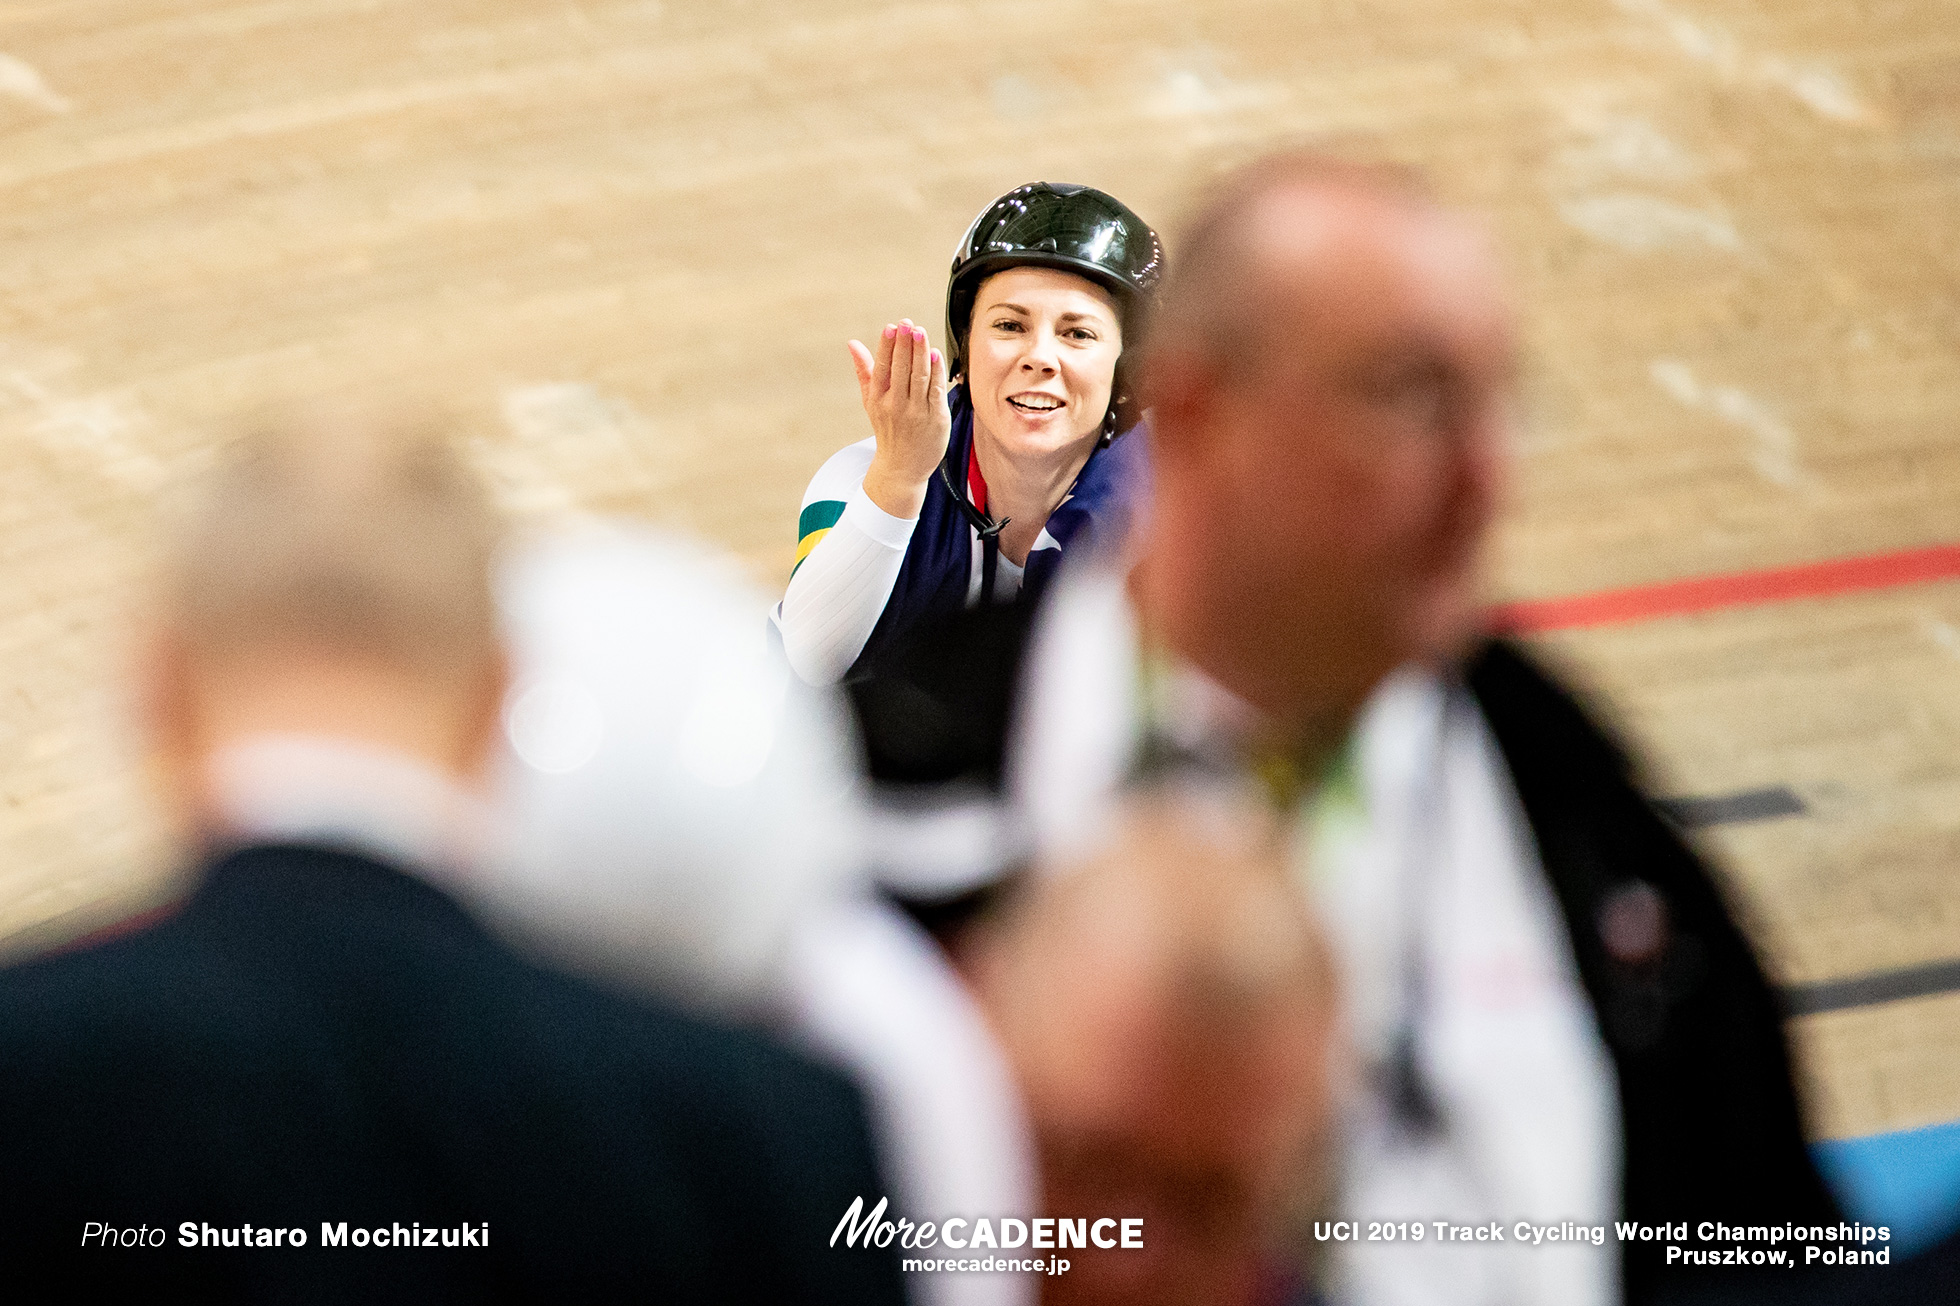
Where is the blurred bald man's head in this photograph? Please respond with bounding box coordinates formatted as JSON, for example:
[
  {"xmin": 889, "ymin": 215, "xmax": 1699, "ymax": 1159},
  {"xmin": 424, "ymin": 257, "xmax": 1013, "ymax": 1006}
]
[
  {"xmin": 1137, "ymin": 152, "xmax": 1514, "ymax": 748},
  {"xmin": 142, "ymin": 406, "xmax": 508, "ymax": 835},
  {"xmin": 972, "ymin": 786, "xmax": 1335, "ymax": 1306}
]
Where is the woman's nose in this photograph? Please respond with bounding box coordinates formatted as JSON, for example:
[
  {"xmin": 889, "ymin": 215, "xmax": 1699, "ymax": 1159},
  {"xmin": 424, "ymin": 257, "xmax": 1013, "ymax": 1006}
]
[{"xmin": 1020, "ymin": 332, "xmax": 1060, "ymax": 373}]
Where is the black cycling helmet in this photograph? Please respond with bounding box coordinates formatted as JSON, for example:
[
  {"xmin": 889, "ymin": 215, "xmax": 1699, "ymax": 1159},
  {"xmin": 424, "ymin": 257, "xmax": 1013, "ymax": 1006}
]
[{"xmin": 944, "ymin": 182, "xmax": 1163, "ymax": 433}]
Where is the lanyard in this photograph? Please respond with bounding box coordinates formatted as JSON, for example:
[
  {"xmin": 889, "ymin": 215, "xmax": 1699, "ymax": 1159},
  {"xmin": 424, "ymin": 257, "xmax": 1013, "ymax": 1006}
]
[
  {"xmin": 936, "ymin": 444, "xmax": 1008, "ymax": 604},
  {"xmin": 1382, "ymin": 678, "xmax": 1467, "ymax": 1139}
]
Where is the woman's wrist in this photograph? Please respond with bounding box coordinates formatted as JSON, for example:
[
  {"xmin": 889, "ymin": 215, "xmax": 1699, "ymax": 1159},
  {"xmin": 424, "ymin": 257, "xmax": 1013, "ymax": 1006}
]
[{"xmin": 862, "ymin": 454, "xmax": 931, "ymax": 520}]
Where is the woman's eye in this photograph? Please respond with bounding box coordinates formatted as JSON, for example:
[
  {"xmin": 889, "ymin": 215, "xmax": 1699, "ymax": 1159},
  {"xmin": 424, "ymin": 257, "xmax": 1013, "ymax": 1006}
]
[
  {"xmin": 992, "ymin": 319, "xmax": 1024, "ymax": 333},
  {"xmin": 1066, "ymin": 328, "xmax": 1099, "ymax": 342}
]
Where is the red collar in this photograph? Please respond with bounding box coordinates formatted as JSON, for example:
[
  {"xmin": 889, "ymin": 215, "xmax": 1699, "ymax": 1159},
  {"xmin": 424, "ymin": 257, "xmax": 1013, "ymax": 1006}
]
[{"xmin": 965, "ymin": 441, "xmax": 991, "ymax": 518}]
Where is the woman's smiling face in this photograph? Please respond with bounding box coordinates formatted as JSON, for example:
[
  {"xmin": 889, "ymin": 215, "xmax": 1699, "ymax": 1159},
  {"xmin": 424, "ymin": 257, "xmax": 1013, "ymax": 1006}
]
[{"xmin": 964, "ymin": 266, "xmax": 1123, "ymax": 462}]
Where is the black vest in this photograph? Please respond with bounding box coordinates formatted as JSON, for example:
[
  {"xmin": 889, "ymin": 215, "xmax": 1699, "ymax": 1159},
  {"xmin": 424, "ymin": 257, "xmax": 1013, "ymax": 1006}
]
[{"xmin": 1467, "ymin": 641, "xmax": 1842, "ymax": 1304}]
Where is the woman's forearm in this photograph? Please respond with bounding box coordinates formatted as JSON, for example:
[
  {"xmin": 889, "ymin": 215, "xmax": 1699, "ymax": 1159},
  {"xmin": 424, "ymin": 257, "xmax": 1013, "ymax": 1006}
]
[
  {"xmin": 778, "ymin": 484, "xmax": 918, "ymax": 684},
  {"xmin": 861, "ymin": 450, "xmax": 932, "ymax": 521}
]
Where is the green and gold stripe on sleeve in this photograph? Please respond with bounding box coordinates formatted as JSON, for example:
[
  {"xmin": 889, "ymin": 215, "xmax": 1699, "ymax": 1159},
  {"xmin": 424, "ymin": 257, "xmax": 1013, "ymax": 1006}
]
[{"xmin": 792, "ymin": 500, "xmax": 847, "ymax": 577}]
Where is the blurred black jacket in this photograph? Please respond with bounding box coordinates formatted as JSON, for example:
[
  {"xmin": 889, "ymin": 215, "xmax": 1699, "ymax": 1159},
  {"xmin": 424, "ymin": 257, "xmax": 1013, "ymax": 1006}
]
[
  {"xmin": 1468, "ymin": 641, "xmax": 1842, "ymax": 1305},
  {"xmin": 0, "ymin": 843, "xmax": 905, "ymax": 1304}
]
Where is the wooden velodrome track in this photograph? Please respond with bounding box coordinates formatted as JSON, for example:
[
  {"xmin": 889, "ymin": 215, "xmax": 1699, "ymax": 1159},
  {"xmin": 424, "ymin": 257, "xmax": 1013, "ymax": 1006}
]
[{"xmin": 3, "ymin": 0, "xmax": 1957, "ymax": 1148}]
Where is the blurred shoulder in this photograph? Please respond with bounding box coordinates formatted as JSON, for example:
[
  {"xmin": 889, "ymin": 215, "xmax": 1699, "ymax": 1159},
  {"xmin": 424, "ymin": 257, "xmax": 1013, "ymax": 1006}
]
[
  {"xmin": 513, "ymin": 960, "xmax": 866, "ymax": 1121},
  {"xmin": 0, "ymin": 903, "xmax": 208, "ymax": 1039},
  {"xmin": 501, "ymin": 963, "xmax": 894, "ymax": 1273}
]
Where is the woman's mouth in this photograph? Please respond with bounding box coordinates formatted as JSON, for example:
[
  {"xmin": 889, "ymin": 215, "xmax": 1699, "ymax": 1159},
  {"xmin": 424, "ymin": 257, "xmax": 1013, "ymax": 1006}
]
[{"xmin": 1007, "ymin": 393, "xmax": 1066, "ymax": 415}]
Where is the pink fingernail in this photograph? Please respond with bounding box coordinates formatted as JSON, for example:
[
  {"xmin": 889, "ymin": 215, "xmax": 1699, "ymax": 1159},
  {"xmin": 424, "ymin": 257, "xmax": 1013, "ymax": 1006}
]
[
  {"xmin": 930, "ymin": 349, "xmax": 942, "ymax": 365},
  {"xmin": 883, "ymin": 325, "xmax": 895, "ymax": 339}
]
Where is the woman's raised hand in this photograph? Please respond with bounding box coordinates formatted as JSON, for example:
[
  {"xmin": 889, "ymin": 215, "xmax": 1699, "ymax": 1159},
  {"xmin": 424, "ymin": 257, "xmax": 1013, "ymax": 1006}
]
[{"xmin": 850, "ymin": 318, "xmax": 950, "ymax": 520}]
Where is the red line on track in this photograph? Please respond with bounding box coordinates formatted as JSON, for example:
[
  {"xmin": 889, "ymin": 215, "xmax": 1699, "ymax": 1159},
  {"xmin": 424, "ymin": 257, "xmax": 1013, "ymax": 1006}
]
[
  {"xmin": 1494, "ymin": 542, "xmax": 1960, "ymax": 633},
  {"xmin": 45, "ymin": 901, "xmax": 181, "ymax": 957}
]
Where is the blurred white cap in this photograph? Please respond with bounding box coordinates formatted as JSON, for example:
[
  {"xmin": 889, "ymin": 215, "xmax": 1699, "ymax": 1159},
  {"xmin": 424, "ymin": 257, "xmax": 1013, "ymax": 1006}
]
[{"xmin": 487, "ymin": 522, "xmax": 864, "ymax": 1014}]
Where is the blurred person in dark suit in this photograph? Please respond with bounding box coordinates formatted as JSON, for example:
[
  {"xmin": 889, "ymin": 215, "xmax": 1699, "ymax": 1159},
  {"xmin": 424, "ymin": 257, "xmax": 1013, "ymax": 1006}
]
[
  {"xmin": 971, "ymin": 782, "xmax": 1338, "ymax": 1306},
  {"xmin": 0, "ymin": 411, "xmax": 903, "ymax": 1303},
  {"xmin": 1012, "ymin": 153, "xmax": 1843, "ymax": 1306}
]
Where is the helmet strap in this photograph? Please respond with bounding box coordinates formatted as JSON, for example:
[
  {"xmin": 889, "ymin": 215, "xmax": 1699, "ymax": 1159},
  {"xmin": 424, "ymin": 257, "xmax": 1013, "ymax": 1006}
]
[{"xmin": 938, "ymin": 455, "xmax": 1009, "ymax": 542}]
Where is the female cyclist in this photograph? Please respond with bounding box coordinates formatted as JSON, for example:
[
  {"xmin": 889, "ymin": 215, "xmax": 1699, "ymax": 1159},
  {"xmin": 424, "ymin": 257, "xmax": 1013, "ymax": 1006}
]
[{"xmin": 775, "ymin": 182, "xmax": 1162, "ymax": 684}]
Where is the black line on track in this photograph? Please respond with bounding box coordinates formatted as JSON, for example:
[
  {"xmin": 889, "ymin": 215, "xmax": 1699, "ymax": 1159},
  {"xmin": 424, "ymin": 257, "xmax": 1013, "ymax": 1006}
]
[
  {"xmin": 1656, "ymin": 785, "xmax": 1807, "ymax": 830},
  {"xmin": 1784, "ymin": 960, "xmax": 1960, "ymax": 1017},
  {"xmin": 1644, "ymin": 784, "xmax": 1960, "ymax": 1016}
]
